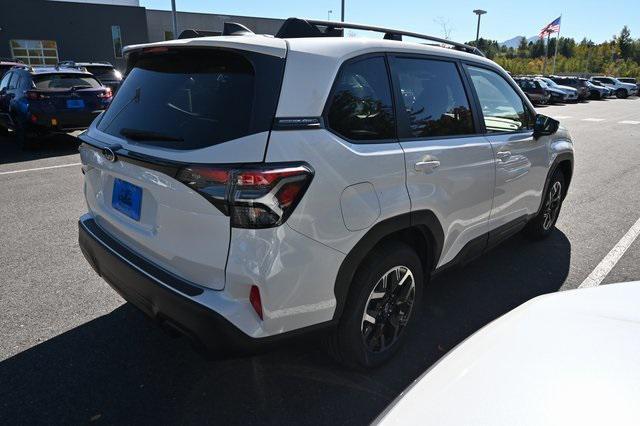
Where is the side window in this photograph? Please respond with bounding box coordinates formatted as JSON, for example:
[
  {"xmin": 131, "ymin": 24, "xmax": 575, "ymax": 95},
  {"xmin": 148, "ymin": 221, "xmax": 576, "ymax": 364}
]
[
  {"xmin": 326, "ymin": 56, "xmax": 395, "ymax": 141},
  {"xmin": 7, "ymin": 73, "xmax": 18, "ymax": 90},
  {"xmin": 0, "ymin": 72, "xmax": 11, "ymax": 90},
  {"xmin": 392, "ymin": 57, "xmax": 474, "ymax": 138},
  {"xmin": 12, "ymin": 75, "xmax": 22, "ymax": 90},
  {"xmin": 467, "ymin": 66, "xmax": 532, "ymax": 133},
  {"xmin": 7, "ymin": 72, "xmax": 20, "ymax": 90}
]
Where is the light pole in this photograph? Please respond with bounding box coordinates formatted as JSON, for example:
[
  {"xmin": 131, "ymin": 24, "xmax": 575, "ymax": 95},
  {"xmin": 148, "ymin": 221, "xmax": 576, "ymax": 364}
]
[
  {"xmin": 341, "ymin": 0, "xmax": 345, "ymax": 22},
  {"xmin": 328, "ymin": 10, "xmax": 333, "ymax": 21},
  {"xmin": 171, "ymin": 0, "xmax": 178, "ymax": 39},
  {"xmin": 473, "ymin": 9, "xmax": 486, "ymax": 44}
]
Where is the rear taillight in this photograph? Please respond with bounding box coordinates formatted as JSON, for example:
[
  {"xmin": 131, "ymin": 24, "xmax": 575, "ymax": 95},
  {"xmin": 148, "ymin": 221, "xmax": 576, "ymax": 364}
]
[
  {"xmin": 177, "ymin": 163, "xmax": 313, "ymax": 229},
  {"xmin": 97, "ymin": 88, "xmax": 112, "ymax": 99},
  {"xmin": 25, "ymin": 91, "xmax": 49, "ymax": 100}
]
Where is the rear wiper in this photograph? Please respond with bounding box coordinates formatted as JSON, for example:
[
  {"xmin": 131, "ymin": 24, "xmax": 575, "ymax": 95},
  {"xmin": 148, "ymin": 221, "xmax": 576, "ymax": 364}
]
[
  {"xmin": 120, "ymin": 128, "xmax": 183, "ymax": 142},
  {"xmin": 71, "ymin": 85, "xmax": 92, "ymax": 90}
]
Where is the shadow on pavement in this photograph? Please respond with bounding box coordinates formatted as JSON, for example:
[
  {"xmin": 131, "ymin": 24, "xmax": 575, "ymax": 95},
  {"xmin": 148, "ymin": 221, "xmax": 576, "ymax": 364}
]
[
  {"xmin": 0, "ymin": 133, "xmax": 80, "ymax": 165},
  {"xmin": 0, "ymin": 230, "xmax": 571, "ymax": 425}
]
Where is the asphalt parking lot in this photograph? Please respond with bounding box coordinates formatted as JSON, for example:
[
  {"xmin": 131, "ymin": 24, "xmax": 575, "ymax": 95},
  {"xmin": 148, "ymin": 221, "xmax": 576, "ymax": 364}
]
[{"xmin": 1, "ymin": 97, "xmax": 639, "ymax": 424}]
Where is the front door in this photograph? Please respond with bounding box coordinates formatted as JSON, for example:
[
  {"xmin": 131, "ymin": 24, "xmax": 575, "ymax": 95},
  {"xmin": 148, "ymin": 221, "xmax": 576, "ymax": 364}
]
[{"xmin": 464, "ymin": 64, "xmax": 549, "ymax": 242}]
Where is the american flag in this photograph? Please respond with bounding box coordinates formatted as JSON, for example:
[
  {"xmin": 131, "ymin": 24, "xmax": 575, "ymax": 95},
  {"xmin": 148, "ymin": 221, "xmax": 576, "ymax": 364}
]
[{"xmin": 539, "ymin": 16, "xmax": 561, "ymax": 38}]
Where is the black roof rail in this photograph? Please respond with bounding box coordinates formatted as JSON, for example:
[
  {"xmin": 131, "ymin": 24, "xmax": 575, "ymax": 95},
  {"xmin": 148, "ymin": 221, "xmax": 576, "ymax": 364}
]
[
  {"xmin": 275, "ymin": 18, "xmax": 485, "ymax": 57},
  {"xmin": 10, "ymin": 64, "xmax": 31, "ymax": 71}
]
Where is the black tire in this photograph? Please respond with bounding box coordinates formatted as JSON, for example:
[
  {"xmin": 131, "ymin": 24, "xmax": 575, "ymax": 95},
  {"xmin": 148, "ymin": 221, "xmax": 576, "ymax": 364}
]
[
  {"xmin": 524, "ymin": 169, "xmax": 565, "ymax": 240},
  {"xmin": 616, "ymin": 89, "xmax": 628, "ymax": 99},
  {"xmin": 326, "ymin": 241, "xmax": 424, "ymax": 369}
]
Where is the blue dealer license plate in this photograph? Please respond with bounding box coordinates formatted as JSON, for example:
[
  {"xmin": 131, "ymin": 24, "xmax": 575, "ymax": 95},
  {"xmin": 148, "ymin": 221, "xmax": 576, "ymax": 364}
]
[
  {"xmin": 112, "ymin": 178, "xmax": 142, "ymax": 221},
  {"xmin": 66, "ymin": 99, "xmax": 85, "ymax": 109}
]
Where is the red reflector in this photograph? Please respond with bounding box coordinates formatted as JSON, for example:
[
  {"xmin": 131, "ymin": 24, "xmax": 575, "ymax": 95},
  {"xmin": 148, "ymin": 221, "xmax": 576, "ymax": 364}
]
[
  {"xmin": 30, "ymin": 114, "xmax": 38, "ymax": 123},
  {"xmin": 249, "ymin": 285, "xmax": 263, "ymax": 320}
]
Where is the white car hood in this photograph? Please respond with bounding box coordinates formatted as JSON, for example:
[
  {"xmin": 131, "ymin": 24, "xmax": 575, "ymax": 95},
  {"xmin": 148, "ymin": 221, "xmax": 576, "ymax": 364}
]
[{"xmin": 377, "ymin": 282, "xmax": 640, "ymax": 426}]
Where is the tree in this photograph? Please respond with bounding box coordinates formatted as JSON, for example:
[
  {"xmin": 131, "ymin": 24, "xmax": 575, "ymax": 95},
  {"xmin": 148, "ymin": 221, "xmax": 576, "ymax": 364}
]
[
  {"xmin": 618, "ymin": 25, "xmax": 633, "ymax": 59},
  {"xmin": 433, "ymin": 17, "xmax": 453, "ymax": 40},
  {"xmin": 530, "ymin": 39, "xmax": 546, "ymax": 58},
  {"xmin": 465, "ymin": 26, "xmax": 640, "ymax": 79},
  {"xmin": 517, "ymin": 36, "xmax": 529, "ymax": 58}
]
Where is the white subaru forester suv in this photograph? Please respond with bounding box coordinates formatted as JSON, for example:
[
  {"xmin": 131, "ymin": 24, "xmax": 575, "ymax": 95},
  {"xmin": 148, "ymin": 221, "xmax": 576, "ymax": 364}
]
[{"xmin": 78, "ymin": 19, "xmax": 574, "ymax": 368}]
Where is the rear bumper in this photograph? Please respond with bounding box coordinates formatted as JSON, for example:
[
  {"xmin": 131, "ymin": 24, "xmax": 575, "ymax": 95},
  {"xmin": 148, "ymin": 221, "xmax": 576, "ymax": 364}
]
[
  {"xmin": 78, "ymin": 216, "xmax": 329, "ymax": 353},
  {"xmin": 30, "ymin": 109, "xmax": 104, "ymax": 132}
]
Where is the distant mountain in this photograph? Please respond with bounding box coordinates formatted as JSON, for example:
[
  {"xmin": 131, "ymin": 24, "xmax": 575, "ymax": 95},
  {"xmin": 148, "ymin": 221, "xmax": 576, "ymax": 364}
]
[{"xmin": 500, "ymin": 36, "xmax": 539, "ymax": 49}]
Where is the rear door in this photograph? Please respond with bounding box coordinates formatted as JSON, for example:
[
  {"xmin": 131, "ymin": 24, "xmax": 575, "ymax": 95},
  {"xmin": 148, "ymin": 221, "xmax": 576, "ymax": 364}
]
[
  {"xmin": 79, "ymin": 42, "xmax": 287, "ymax": 290},
  {"xmin": 464, "ymin": 64, "xmax": 548, "ymax": 242},
  {"xmin": 0, "ymin": 72, "xmax": 13, "ymax": 117},
  {"xmin": 389, "ymin": 55, "xmax": 495, "ymax": 267}
]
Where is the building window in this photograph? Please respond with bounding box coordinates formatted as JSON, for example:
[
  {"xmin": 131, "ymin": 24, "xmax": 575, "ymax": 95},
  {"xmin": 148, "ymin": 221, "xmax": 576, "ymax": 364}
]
[
  {"xmin": 10, "ymin": 40, "xmax": 59, "ymax": 65},
  {"xmin": 164, "ymin": 31, "xmax": 174, "ymax": 41},
  {"xmin": 111, "ymin": 25, "xmax": 123, "ymax": 58}
]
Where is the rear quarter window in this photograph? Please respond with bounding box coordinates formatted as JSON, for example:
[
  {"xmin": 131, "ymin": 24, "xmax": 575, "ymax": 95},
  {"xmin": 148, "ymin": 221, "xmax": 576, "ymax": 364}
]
[
  {"xmin": 325, "ymin": 56, "xmax": 395, "ymax": 142},
  {"xmin": 97, "ymin": 48, "xmax": 284, "ymax": 150}
]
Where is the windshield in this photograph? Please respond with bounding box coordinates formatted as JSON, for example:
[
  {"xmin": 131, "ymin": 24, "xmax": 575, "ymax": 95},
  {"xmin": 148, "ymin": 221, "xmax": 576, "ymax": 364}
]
[
  {"xmin": 33, "ymin": 74, "xmax": 101, "ymax": 89},
  {"xmin": 541, "ymin": 78, "xmax": 557, "ymax": 87}
]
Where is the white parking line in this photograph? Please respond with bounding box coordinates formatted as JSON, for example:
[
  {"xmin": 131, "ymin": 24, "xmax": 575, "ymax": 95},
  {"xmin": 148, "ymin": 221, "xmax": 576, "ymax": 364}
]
[
  {"xmin": 581, "ymin": 118, "xmax": 606, "ymax": 122},
  {"xmin": 619, "ymin": 120, "xmax": 640, "ymax": 125},
  {"xmin": 0, "ymin": 162, "xmax": 81, "ymax": 176},
  {"xmin": 579, "ymin": 216, "xmax": 640, "ymax": 288}
]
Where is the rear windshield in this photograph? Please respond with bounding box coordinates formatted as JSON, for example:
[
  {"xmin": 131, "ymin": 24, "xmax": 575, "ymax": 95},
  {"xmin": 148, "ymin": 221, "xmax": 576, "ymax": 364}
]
[
  {"xmin": 85, "ymin": 66, "xmax": 119, "ymax": 81},
  {"xmin": 33, "ymin": 74, "xmax": 101, "ymax": 89},
  {"xmin": 97, "ymin": 48, "xmax": 285, "ymax": 150}
]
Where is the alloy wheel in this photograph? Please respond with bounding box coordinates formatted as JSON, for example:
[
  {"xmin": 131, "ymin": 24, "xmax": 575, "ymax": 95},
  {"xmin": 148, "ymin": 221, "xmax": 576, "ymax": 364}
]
[
  {"xmin": 542, "ymin": 181, "xmax": 562, "ymax": 230},
  {"xmin": 360, "ymin": 266, "xmax": 416, "ymax": 353}
]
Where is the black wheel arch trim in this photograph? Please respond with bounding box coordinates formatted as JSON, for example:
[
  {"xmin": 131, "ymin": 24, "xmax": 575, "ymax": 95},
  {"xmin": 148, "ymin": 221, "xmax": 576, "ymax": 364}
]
[
  {"xmin": 537, "ymin": 152, "xmax": 574, "ymax": 216},
  {"xmin": 332, "ymin": 210, "xmax": 444, "ymax": 321}
]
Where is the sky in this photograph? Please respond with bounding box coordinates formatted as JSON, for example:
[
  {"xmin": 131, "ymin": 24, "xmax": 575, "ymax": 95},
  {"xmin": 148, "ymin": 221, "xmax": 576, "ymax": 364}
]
[{"xmin": 139, "ymin": 0, "xmax": 637, "ymax": 44}]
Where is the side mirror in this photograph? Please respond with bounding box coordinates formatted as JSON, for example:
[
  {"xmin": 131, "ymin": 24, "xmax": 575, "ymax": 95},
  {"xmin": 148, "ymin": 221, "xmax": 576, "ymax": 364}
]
[{"xmin": 533, "ymin": 114, "xmax": 559, "ymax": 138}]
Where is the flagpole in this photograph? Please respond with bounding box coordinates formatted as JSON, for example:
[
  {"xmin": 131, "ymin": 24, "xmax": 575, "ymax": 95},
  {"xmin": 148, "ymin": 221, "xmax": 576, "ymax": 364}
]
[
  {"xmin": 552, "ymin": 14, "xmax": 562, "ymax": 74},
  {"xmin": 542, "ymin": 32, "xmax": 550, "ymax": 75}
]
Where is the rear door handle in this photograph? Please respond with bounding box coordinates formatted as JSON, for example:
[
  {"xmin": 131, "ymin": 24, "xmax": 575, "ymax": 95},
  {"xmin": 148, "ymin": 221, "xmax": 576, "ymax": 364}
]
[
  {"xmin": 414, "ymin": 159, "xmax": 441, "ymax": 172},
  {"xmin": 496, "ymin": 151, "xmax": 512, "ymax": 162}
]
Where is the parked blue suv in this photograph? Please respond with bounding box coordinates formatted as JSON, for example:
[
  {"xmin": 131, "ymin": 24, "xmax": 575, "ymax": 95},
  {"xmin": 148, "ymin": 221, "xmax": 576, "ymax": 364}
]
[{"xmin": 0, "ymin": 65, "xmax": 112, "ymax": 149}]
